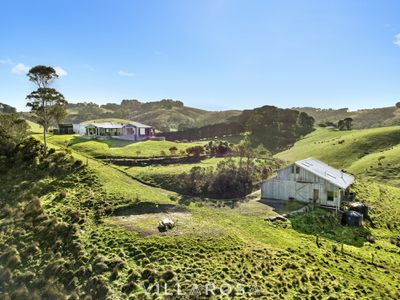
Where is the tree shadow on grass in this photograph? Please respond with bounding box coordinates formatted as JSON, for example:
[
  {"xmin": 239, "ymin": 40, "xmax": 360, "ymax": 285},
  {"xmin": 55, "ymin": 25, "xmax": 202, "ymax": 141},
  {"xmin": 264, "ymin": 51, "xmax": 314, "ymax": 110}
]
[
  {"xmin": 66, "ymin": 136, "xmax": 135, "ymax": 148},
  {"xmin": 289, "ymin": 208, "xmax": 371, "ymax": 247},
  {"xmin": 112, "ymin": 201, "xmax": 188, "ymax": 216},
  {"xmin": 174, "ymin": 194, "xmax": 242, "ymax": 209}
]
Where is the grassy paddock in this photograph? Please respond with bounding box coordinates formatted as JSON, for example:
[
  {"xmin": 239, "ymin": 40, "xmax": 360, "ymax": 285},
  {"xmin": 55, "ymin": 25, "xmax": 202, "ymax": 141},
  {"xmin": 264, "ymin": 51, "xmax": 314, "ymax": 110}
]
[
  {"xmin": 45, "ymin": 134, "xmax": 206, "ymax": 158},
  {"xmin": 276, "ymin": 126, "xmax": 400, "ymax": 168},
  {"xmin": 20, "ymin": 127, "xmax": 400, "ymax": 299}
]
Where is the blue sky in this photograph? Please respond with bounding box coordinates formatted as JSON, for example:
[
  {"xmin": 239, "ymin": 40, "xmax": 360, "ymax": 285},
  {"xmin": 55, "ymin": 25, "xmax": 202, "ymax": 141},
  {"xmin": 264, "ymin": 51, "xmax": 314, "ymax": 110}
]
[{"xmin": 1, "ymin": 0, "xmax": 400, "ymax": 112}]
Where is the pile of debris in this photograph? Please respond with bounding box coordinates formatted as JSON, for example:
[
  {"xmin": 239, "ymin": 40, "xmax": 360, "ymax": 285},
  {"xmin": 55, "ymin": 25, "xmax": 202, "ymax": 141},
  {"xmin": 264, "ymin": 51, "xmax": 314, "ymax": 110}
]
[
  {"xmin": 340, "ymin": 202, "xmax": 373, "ymax": 227},
  {"xmin": 158, "ymin": 218, "xmax": 175, "ymax": 232}
]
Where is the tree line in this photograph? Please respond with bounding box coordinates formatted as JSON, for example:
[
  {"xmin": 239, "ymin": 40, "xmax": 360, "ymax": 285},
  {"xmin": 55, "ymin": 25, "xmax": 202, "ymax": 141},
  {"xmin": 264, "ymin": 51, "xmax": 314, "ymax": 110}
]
[{"xmin": 160, "ymin": 105, "xmax": 315, "ymax": 152}]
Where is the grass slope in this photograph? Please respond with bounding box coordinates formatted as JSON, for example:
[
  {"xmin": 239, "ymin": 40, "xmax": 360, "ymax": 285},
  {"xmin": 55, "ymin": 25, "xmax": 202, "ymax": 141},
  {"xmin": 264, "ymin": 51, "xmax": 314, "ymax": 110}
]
[
  {"xmin": 46, "ymin": 134, "xmax": 205, "ymax": 158},
  {"xmin": 26, "ymin": 120, "xmax": 42, "ymax": 134},
  {"xmin": 276, "ymin": 126, "xmax": 400, "ymax": 167},
  {"xmin": 5, "ymin": 128, "xmax": 399, "ymax": 298}
]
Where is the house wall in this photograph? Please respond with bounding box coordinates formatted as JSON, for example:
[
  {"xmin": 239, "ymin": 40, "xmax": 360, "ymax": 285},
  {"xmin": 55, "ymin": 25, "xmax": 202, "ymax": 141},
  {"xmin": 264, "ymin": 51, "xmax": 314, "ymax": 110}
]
[
  {"xmin": 262, "ymin": 164, "xmax": 342, "ymax": 207},
  {"xmin": 82, "ymin": 124, "xmax": 155, "ymax": 141},
  {"xmin": 136, "ymin": 127, "xmax": 154, "ymax": 141},
  {"xmin": 72, "ymin": 124, "xmax": 86, "ymax": 135}
]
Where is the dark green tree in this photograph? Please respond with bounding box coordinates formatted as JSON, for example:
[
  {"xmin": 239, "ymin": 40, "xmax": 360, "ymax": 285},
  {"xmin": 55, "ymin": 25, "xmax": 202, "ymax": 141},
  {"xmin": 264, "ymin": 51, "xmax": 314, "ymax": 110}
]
[
  {"xmin": 26, "ymin": 66, "xmax": 67, "ymax": 152},
  {"xmin": 169, "ymin": 146, "xmax": 178, "ymax": 155},
  {"xmin": 297, "ymin": 112, "xmax": 315, "ymax": 131},
  {"xmin": 338, "ymin": 119, "xmax": 345, "ymax": 130},
  {"xmin": 343, "ymin": 117, "xmax": 353, "ymax": 130},
  {"xmin": 0, "ymin": 114, "xmax": 29, "ymax": 156},
  {"xmin": 186, "ymin": 145, "xmax": 205, "ymax": 157},
  {"xmin": 396, "ymin": 102, "xmax": 400, "ymax": 109}
]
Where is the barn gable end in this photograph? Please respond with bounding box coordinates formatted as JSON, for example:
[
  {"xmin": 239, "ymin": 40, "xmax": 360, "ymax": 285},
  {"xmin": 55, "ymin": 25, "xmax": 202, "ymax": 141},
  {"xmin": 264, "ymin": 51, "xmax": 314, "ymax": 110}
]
[{"xmin": 261, "ymin": 158, "xmax": 354, "ymax": 208}]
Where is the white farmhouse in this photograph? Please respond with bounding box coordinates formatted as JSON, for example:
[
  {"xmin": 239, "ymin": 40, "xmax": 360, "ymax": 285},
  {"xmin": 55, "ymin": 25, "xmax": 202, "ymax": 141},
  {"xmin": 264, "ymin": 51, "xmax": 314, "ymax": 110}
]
[
  {"xmin": 84, "ymin": 122, "xmax": 155, "ymax": 141},
  {"xmin": 261, "ymin": 158, "xmax": 354, "ymax": 208}
]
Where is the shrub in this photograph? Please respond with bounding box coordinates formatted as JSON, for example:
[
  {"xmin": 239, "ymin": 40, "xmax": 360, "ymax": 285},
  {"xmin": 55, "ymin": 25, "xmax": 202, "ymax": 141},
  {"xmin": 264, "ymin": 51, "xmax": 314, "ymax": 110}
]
[
  {"xmin": 0, "ymin": 248, "xmax": 21, "ymax": 269},
  {"xmin": 121, "ymin": 282, "xmax": 137, "ymax": 294},
  {"xmin": 185, "ymin": 145, "xmax": 205, "ymax": 157},
  {"xmin": 0, "ymin": 267, "xmax": 12, "ymax": 284},
  {"xmin": 161, "ymin": 270, "xmax": 175, "ymax": 281},
  {"xmin": 169, "ymin": 146, "xmax": 178, "ymax": 155}
]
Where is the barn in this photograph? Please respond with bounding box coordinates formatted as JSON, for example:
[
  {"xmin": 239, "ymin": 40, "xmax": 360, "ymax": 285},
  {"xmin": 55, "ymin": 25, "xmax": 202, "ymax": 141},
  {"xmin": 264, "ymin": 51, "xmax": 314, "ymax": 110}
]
[{"xmin": 261, "ymin": 158, "xmax": 354, "ymax": 208}]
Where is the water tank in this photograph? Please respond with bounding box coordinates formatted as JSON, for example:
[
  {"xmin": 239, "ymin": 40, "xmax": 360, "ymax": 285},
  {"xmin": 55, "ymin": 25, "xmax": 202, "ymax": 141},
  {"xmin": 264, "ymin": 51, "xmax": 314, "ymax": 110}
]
[
  {"xmin": 348, "ymin": 202, "xmax": 369, "ymax": 218},
  {"xmin": 341, "ymin": 211, "xmax": 363, "ymax": 226}
]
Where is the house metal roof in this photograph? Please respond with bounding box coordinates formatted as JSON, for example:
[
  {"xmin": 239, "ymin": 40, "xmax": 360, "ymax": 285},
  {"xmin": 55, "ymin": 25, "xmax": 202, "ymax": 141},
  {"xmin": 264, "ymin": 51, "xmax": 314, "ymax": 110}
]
[
  {"xmin": 295, "ymin": 157, "xmax": 354, "ymax": 189},
  {"xmin": 86, "ymin": 122, "xmax": 124, "ymax": 129},
  {"xmin": 124, "ymin": 121, "xmax": 152, "ymax": 128},
  {"xmin": 86, "ymin": 122, "xmax": 152, "ymax": 129}
]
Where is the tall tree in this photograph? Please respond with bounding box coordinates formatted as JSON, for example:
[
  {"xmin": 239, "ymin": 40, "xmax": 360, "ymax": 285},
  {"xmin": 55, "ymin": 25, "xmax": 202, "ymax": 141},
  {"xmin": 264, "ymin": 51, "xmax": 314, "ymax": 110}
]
[
  {"xmin": 396, "ymin": 102, "xmax": 400, "ymax": 109},
  {"xmin": 343, "ymin": 117, "xmax": 353, "ymax": 130},
  {"xmin": 26, "ymin": 66, "xmax": 67, "ymax": 152},
  {"xmin": 338, "ymin": 119, "xmax": 345, "ymax": 130}
]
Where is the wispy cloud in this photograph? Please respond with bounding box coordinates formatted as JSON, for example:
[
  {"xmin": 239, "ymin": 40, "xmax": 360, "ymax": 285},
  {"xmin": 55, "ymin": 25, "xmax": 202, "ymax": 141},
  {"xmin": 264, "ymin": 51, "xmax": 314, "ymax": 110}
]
[
  {"xmin": 54, "ymin": 66, "xmax": 68, "ymax": 77},
  {"xmin": 394, "ymin": 33, "xmax": 400, "ymax": 47},
  {"xmin": 11, "ymin": 63, "xmax": 30, "ymax": 75},
  {"xmin": 118, "ymin": 70, "xmax": 134, "ymax": 77},
  {"xmin": 0, "ymin": 58, "xmax": 13, "ymax": 65}
]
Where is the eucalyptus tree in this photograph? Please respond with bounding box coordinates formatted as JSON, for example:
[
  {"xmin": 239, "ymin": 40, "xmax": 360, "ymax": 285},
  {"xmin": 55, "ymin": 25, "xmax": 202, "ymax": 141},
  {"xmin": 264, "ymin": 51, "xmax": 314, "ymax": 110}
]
[{"xmin": 26, "ymin": 65, "xmax": 67, "ymax": 152}]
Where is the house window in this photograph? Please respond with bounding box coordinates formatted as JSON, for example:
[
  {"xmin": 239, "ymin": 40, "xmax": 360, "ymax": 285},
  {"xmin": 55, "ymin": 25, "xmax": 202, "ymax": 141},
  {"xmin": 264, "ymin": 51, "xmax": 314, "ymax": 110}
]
[
  {"xmin": 327, "ymin": 191, "xmax": 335, "ymax": 201},
  {"xmin": 291, "ymin": 165, "xmax": 300, "ymax": 174}
]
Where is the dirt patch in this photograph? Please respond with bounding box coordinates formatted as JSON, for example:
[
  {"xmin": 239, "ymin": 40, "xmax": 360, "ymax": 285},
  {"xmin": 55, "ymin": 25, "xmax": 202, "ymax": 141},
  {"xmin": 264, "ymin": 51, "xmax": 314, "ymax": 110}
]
[
  {"xmin": 116, "ymin": 211, "xmax": 190, "ymax": 223},
  {"xmin": 110, "ymin": 209, "xmax": 192, "ymax": 237},
  {"xmin": 108, "ymin": 203, "xmax": 226, "ymax": 238}
]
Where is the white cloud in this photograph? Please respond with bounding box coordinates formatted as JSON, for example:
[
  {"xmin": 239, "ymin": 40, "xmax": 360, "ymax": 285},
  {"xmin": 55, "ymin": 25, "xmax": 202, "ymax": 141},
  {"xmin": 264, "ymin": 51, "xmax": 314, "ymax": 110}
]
[
  {"xmin": 11, "ymin": 63, "xmax": 30, "ymax": 75},
  {"xmin": 0, "ymin": 58, "xmax": 13, "ymax": 65},
  {"xmin": 394, "ymin": 33, "xmax": 400, "ymax": 47},
  {"xmin": 54, "ymin": 66, "xmax": 68, "ymax": 77},
  {"xmin": 118, "ymin": 70, "xmax": 134, "ymax": 77}
]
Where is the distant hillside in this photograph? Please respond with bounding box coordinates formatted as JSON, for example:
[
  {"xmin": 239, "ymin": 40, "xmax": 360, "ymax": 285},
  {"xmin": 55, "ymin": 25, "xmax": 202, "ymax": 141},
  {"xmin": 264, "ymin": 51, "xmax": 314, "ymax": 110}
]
[
  {"xmin": 0, "ymin": 102, "xmax": 16, "ymax": 114},
  {"xmin": 162, "ymin": 105, "xmax": 315, "ymax": 152},
  {"xmin": 294, "ymin": 106, "xmax": 400, "ymax": 129},
  {"xmin": 25, "ymin": 98, "xmax": 400, "ymax": 132},
  {"xmin": 64, "ymin": 99, "xmax": 241, "ymax": 131}
]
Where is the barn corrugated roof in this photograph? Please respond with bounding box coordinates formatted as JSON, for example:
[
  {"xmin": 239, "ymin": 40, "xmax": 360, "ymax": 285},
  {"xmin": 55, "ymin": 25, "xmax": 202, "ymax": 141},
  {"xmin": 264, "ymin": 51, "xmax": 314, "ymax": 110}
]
[{"xmin": 295, "ymin": 157, "xmax": 354, "ymax": 189}]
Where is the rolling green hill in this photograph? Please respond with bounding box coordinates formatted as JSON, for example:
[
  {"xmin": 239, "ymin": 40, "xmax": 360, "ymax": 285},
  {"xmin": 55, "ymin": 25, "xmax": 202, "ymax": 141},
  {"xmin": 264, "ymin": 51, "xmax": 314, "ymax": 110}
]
[
  {"xmin": 64, "ymin": 99, "xmax": 241, "ymax": 131},
  {"xmin": 2, "ymin": 117, "xmax": 400, "ymax": 299},
  {"xmin": 45, "ymin": 134, "xmax": 205, "ymax": 158},
  {"xmin": 64, "ymin": 99, "xmax": 400, "ymax": 133},
  {"xmin": 295, "ymin": 106, "xmax": 400, "ymax": 129},
  {"xmin": 276, "ymin": 126, "xmax": 400, "ymax": 187}
]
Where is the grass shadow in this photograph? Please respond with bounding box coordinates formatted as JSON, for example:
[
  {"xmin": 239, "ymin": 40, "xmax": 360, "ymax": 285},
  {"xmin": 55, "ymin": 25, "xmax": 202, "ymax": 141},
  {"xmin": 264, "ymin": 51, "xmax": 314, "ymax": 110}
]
[
  {"xmin": 259, "ymin": 199, "xmax": 306, "ymax": 214},
  {"xmin": 112, "ymin": 201, "xmax": 187, "ymax": 216},
  {"xmin": 66, "ymin": 136, "xmax": 136, "ymax": 148}
]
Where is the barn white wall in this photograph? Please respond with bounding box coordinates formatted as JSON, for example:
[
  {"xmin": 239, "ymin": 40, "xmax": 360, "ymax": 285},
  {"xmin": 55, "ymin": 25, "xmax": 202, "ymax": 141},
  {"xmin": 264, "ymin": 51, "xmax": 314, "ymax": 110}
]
[{"xmin": 262, "ymin": 164, "xmax": 342, "ymax": 207}]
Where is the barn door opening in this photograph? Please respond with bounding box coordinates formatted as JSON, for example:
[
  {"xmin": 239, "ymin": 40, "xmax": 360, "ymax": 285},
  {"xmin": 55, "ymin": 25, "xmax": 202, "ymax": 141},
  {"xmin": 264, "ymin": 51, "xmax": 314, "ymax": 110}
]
[{"xmin": 313, "ymin": 189, "xmax": 319, "ymax": 204}]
